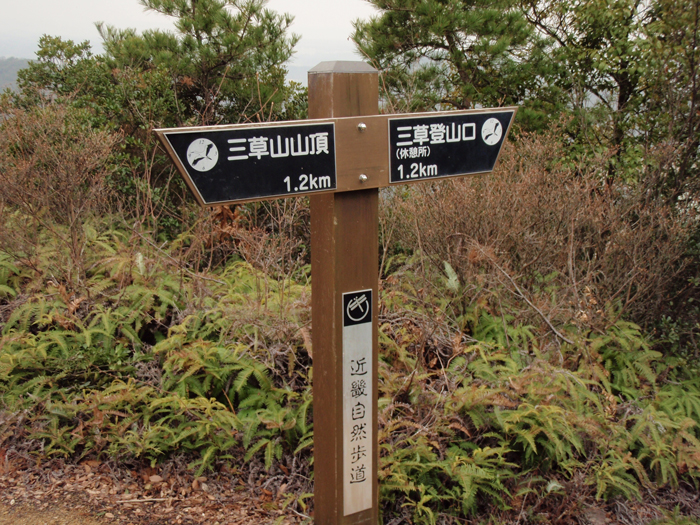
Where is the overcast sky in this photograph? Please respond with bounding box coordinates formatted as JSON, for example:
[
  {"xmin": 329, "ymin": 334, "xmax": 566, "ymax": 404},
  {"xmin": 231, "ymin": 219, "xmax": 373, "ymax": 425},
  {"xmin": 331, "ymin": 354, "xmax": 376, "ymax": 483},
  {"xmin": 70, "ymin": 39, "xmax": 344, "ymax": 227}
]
[{"xmin": 0, "ymin": 0, "xmax": 378, "ymax": 84}]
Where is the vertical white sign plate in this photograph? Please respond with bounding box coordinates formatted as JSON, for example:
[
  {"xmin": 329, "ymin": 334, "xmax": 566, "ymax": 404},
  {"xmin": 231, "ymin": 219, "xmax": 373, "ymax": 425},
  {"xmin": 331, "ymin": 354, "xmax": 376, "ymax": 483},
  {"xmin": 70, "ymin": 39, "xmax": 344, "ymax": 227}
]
[{"xmin": 342, "ymin": 289, "xmax": 373, "ymax": 516}]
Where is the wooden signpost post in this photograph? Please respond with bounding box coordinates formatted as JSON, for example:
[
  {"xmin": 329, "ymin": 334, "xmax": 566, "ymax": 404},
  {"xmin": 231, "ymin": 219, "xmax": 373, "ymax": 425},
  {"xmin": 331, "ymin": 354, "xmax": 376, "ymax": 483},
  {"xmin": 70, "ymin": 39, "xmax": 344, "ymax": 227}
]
[{"xmin": 156, "ymin": 61, "xmax": 515, "ymax": 525}]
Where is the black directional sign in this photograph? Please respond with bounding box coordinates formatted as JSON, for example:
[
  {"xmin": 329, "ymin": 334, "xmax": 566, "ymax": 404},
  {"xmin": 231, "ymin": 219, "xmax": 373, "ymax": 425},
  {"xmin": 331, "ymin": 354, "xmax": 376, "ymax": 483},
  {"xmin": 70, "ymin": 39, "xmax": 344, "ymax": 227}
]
[
  {"xmin": 388, "ymin": 109, "xmax": 515, "ymax": 184},
  {"xmin": 156, "ymin": 108, "xmax": 516, "ymax": 206},
  {"xmin": 158, "ymin": 122, "xmax": 337, "ymax": 205}
]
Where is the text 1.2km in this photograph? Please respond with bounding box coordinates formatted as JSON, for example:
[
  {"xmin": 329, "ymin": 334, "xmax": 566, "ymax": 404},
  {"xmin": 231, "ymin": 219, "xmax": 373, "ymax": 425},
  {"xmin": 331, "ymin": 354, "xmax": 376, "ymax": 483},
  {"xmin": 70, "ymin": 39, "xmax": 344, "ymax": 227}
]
[
  {"xmin": 396, "ymin": 162, "xmax": 438, "ymax": 180},
  {"xmin": 283, "ymin": 174, "xmax": 333, "ymax": 193}
]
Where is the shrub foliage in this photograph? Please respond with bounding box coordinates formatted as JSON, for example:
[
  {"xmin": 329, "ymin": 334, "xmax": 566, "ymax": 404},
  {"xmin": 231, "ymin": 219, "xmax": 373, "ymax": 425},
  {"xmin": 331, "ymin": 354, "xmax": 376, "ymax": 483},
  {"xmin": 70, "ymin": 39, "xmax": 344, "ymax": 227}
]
[{"xmin": 0, "ymin": 210, "xmax": 699, "ymax": 522}]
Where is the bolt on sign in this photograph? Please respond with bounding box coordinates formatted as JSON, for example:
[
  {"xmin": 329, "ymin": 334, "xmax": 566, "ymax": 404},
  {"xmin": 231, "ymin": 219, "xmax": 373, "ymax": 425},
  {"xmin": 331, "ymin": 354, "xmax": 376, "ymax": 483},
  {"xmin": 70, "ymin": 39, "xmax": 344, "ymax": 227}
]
[{"xmin": 156, "ymin": 61, "xmax": 515, "ymax": 525}]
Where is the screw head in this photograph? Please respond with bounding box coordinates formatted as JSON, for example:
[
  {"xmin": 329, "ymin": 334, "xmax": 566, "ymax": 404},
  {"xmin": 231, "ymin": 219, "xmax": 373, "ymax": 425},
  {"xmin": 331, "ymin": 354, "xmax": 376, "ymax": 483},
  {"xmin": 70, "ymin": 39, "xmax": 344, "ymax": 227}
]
[
  {"xmin": 357, "ymin": 123, "xmax": 367, "ymax": 133},
  {"xmin": 359, "ymin": 174, "xmax": 368, "ymax": 183}
]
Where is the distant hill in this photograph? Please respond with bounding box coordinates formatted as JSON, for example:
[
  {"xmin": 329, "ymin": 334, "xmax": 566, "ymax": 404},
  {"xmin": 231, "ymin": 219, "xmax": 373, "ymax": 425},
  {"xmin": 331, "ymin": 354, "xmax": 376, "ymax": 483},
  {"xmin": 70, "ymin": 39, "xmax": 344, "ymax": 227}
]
[{"xmin": 0, "ymin": 57, "xmax": 31, "ymax": 91}]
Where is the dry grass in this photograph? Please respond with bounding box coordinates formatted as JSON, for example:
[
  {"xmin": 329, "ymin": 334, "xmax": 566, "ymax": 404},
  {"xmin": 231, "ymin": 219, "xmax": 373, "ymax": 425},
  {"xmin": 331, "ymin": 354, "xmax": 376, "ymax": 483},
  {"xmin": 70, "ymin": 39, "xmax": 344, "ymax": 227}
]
[
  {"xmin": 380, "ymin": 124, "xmax": 694, "ymax": 333},
  {"xmin": 0, "ymin": 101, "xmax": 118, "ymax": 283}
]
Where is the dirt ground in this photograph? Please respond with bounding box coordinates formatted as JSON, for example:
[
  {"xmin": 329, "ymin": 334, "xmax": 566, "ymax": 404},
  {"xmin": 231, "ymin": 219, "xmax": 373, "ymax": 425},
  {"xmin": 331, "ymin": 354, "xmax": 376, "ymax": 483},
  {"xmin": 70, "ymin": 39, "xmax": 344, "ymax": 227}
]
[
  {"xmin": 2, "ymin": 454, "xmax": 700, "ymax": 524},
  {"xmin": 0, "ymin": 501, "xmax": 108, "ymax": 525},
  {"xmin": 0, "ymin": 456, "xmax": 310, "ymax": 525}
]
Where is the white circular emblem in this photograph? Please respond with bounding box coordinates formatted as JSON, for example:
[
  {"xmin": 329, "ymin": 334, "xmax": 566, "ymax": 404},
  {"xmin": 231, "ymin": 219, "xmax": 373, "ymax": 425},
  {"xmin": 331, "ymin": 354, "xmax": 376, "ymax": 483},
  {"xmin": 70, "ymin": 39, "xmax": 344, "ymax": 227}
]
[
  {"xmin": 346, "ymin": 294, "xmax": 370, "ymax": 322},
  {"xmin": 186, "ymin": 138, "xmax": 219, "ymax": 172},
  {"xmin": 481, "ymin": 118, "xmax": 503, "ymax": 146}
]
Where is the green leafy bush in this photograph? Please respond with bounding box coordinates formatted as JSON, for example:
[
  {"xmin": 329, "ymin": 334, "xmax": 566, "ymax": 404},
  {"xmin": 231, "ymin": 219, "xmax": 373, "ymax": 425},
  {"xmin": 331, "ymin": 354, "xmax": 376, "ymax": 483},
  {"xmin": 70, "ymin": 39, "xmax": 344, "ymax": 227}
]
[
  {"xmin": 373, "ymin": 254, "xmax": 700, "ymax": 523},
  {"xmin": 0, "ymin": 221, "xmax": 313, "ymax": 476}
]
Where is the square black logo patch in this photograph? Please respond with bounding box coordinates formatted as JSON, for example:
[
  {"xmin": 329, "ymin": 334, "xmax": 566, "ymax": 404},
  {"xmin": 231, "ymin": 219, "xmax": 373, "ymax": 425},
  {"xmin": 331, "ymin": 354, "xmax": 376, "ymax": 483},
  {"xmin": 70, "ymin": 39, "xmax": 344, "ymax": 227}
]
[{"xmin": 343, "ymin": 290, "xmax": 372, "ymax": 327}]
